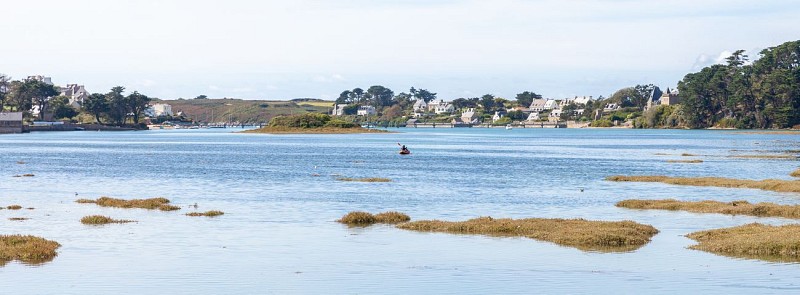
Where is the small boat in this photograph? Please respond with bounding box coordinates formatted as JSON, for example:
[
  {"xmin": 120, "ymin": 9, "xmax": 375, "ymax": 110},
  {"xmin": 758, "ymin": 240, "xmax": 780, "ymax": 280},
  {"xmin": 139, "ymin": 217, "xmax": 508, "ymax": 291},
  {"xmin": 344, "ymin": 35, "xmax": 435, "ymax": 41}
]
[
  {"xmin": 399, "ymin": 150, "xmax": 411, "ymax": 155},
  {"xmin": 505, "ymin": 124, "xmax": 513, "ymax": 130}
]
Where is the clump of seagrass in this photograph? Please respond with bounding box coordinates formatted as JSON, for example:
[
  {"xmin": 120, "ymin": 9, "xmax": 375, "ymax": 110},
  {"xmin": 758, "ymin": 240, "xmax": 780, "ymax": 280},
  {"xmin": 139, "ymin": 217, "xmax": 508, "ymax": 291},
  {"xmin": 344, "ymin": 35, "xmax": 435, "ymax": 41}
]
[
  {"xmin": 667, "ymin": 160, "xmax": 703, "ymax": 163},
  {"xmin": 80, "ymin": 215, "xmax": 135, "ymax": 225},
  {"xmin": 8, "ymin": 217, "xmax": 29, "ymax": 221},
  {"xmin": 337, "ymin": 211, "xmax": 411, "ymax": 226},
  {"xmin": 396, "ymin": 217, "xmax": 659, "ymax": 252},
  {"xmin": 336, "ymin": 177, "xmax": 392, "ymax": 183},
  {"xmin": 616, "ymin": 199, "xmax": 800, "ymax": 219},
  {"xmin": 0, "ymin": 235, "xmax": 61, "ymax": 266},
  {"xmin": 6, "ymin": 205, "xmax": 22, "ymax": 210},
  {"xmin": 686, "ymin": 223, "xmax": 800, "ymax": 262},
  {"xmin": 75, "ymin": 197, "xmax": 180, "ymax": 211},
  {"xmin": 791, "ymin": 168, "xmax": 800, "ymax": 178},
  {"xmin": 606, "ymin": 175, "xmax": 800, "ymax": 193},
  {"xmin": 185, "ymin": 210, "xmax": 224, "ymax": 217}
]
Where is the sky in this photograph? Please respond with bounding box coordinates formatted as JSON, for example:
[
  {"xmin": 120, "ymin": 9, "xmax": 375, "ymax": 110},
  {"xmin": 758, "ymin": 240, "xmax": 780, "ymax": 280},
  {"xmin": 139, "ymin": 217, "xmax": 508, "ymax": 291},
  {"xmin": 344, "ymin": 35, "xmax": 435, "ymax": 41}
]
[{"xmin": 1, "ymin": 0, "xmax": 799, "ymax": 100}]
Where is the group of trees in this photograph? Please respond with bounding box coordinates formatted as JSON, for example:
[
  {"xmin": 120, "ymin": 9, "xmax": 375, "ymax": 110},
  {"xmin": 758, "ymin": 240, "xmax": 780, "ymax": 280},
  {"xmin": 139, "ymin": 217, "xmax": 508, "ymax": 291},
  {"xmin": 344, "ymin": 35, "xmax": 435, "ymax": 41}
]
[
  {"xmin": 0, "ymin": 75, "xmax": 152, "ymax": 127},
  {"xmin": 81, "ymin": 86, "xmax": 152, "ymax": 126},
  {"xmin": 333, "ymin": 85, "xmax": 554, "ymax": 122},
  {"xmin": 0, "ymin": 77, "xmax": 59, "ymax": 120},
  {"xmin": 678, "ymin": 40, "xmax": 800, "ymax": 129}
]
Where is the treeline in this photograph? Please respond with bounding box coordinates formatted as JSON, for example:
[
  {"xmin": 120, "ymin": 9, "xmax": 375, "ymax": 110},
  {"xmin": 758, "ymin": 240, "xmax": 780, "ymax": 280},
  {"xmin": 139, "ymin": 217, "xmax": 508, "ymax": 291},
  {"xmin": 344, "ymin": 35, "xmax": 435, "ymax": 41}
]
[
  {"xmin": 0, "ymin": 76, "xmax": 151, "ymax": 127},
  {"xmin": 677, "ymin": 40, "xmax": 800, "ymax": 129}
]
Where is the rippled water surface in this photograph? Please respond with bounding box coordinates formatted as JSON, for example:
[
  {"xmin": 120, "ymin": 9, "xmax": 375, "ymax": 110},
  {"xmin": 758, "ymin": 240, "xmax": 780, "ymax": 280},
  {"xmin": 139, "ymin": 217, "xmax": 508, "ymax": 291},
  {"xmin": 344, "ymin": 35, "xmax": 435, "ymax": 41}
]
[{"xmin": 2, "ymin": 128, "xmax": 800, "ymax": 294}]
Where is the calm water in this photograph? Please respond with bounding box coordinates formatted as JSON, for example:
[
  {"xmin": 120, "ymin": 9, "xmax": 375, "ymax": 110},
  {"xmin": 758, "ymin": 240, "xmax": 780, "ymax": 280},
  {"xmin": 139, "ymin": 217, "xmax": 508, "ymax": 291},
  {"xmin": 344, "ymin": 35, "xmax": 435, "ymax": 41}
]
[{"xmin": 1, "ymin": 128, "xmax": 800, "ymax": 294}]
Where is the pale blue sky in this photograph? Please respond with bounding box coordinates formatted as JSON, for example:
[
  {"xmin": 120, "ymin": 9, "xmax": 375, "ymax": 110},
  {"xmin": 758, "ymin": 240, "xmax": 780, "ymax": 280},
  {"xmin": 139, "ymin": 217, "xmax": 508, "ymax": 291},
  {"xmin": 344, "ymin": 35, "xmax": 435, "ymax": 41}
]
[{"xmin": 1, "ymin": 0, "xmax": 798, "ymax": 100}]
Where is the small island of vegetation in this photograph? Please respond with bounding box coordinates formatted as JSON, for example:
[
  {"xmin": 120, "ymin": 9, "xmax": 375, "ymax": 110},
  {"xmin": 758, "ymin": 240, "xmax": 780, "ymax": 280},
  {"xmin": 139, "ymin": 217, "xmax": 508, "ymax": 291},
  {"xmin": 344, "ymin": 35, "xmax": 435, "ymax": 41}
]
[
  {"xmin": 0, "ymin": 235, "xmax": 61, "ymax": 266},
  {"xmin": 687, "ymin": 223, "xmax": 800, "ymax": 262},
  {"xmin": 396, "ymin": 217, "xmax": 659, "ymax": 252},
  {"xmin": 244, "ymin": 113, "xmax": 386, "ymax": 134}
]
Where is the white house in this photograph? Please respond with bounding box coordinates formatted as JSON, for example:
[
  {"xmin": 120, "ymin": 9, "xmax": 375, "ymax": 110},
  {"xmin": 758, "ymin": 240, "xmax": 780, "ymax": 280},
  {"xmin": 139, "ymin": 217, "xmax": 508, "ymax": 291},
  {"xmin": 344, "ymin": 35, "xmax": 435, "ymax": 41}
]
[
  {"xmin": 357, "ymin": 105, "xmax": 377, "ymax": 116},
  {"xmin": 549, "ymin": 109, "xmax": 563, "ymax": 122},
  {"xmin": 529, "ymin": 99, "xmax": 548, "ymax": 112},
  {"xmin": 530, "ymin": 99, "xmax": 560, "ymax": 112},
  {"xmin": 434, "ymin": 102, "xmax": 454, "ymax": 114},
  {"xmin": 60, "ymin": 84, "xmax": 89, "ymax": 108},
  {"xmin": 412, "ymin": 99, "xmax": 427, "ymax": 112},
  {"xmin": 145, "ymin": 103, "xmax": 174, "ymax": 117},
  {"xmin": 492, "ymin": 111, "xmax": 504, "ymax": 122},
  {"xmin": 526, "ymin": 112, "xmax": 540, "ymax": 121},
  {"xmin": 331, "ymin": 104, "xmax": 347, "ymax": 116},
  {"xmin": 544, "ymin": 100, "xmax": 560, "ymax": 110}
]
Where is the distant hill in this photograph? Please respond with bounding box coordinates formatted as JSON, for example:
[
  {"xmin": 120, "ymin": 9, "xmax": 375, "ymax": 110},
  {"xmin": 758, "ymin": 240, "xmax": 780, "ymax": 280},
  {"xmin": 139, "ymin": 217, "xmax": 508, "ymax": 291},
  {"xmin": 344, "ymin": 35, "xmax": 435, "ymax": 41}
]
[{"xmin": 160, "ymin": 99, "xmax": 334, "ymax": 124}]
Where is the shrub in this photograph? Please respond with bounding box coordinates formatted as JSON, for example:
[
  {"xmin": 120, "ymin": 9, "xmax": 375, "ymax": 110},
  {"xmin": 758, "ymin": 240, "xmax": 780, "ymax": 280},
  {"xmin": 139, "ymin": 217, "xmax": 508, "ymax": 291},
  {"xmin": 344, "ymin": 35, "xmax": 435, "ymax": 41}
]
[
  {"xmin": 590, "ymin": 119, "xmax": 613, "ymax": 127},
  {"xmin": 324, "ymin": 119, "xmax": 357, "ymax": 128},
  {"xmin": 268, "ymin": 113, "xmax": 331, "ymax": 128}
]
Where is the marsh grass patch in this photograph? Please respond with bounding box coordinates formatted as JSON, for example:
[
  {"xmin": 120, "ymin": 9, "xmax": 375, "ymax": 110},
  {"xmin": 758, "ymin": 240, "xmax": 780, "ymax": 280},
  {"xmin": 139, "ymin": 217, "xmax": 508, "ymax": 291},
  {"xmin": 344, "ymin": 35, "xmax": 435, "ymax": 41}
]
[
  {"xmin": 77, "ymin": 197, "xmax": 180, "ymax": 211},
  {"xmin": 396, "ymin": 217, "xmax": 659, "ymax": 252},
  {"xmin": 185, "ymin": 210, "xmax": 224, "ymax": 217},
  {"xmin": 617, "ymin": 199, "xmax": 800, "ymax": 219},
  {"xmin": 0, "ymin": 235, "xmax": 61, "ymax": 266},
  {"xmin": 337, "ymin": 211, "xmax": 410, "ymax": 226},
  {"xmin": 8, "ymin": 217, "xmax": 29, "ymax": 221},
  {"xmin": 606, "ymin": 175, "xmax": 800, "ymax": 193},
  {"xmin": 687, "ymin": 223, "xmax": 800, "ymax": 262},
  {"xmin": 6, "ymin": 205, "xmax": 22, "ymax": 210},
  {"xmin": 335, "ymin": 177, "xmax": 392, "ymax": 183},
  {"xmin": 790, "ymin": 168, "xmax": 800, "ymax": 178},
  {"xmin": 80, "ymin": 215, "xmax": 136, "ymax": 225}
]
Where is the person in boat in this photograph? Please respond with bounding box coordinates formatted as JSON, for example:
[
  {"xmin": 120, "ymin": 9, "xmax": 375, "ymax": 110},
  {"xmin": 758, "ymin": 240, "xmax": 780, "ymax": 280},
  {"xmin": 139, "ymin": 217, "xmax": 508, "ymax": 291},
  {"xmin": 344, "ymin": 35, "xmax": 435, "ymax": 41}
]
[{"xmin": 401, "ymin": 145, "xmax": 409, "ymax": 153}]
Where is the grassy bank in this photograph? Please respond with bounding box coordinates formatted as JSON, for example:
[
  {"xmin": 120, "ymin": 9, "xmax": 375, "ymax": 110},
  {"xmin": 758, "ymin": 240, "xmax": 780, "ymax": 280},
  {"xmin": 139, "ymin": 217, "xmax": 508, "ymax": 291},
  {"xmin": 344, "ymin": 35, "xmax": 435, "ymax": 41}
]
[
  {"xmin": 617, "ymin": 199, "xmax": 800, "ymax": 219},
  {"xmin": 76, "ymin": 197, "xmax": 181, "ymax": 211},
  {"xmin": 396, "ymin": 217, "xmax": 659, "ymax": 252},
  {"xmin": 606, "ymin": 175, "xmax": 800, "ymax": 193},
  {"xmin": 687, "ymin": 223, "xmax": 800, "ymax": 262},
  {"xmin": 0, "ymin": 235, "xmax": 61, "ymax": 266}
]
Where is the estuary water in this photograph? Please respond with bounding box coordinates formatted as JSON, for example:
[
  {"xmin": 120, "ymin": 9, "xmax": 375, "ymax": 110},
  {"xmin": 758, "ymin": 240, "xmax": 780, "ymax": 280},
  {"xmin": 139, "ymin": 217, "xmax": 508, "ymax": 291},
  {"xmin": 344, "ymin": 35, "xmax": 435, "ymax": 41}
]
[{"xmin": 1, "ymin": 127, "xmax": 800, "ymax": 294}]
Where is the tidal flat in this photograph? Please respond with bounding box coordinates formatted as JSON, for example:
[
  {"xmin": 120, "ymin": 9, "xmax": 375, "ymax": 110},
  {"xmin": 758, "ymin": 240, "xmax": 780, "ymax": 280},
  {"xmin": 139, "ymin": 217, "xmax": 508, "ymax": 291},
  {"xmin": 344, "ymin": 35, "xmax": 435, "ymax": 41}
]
[{"xmin": 3, "ymin": 128, "xmax": 800, "ymax": 293}]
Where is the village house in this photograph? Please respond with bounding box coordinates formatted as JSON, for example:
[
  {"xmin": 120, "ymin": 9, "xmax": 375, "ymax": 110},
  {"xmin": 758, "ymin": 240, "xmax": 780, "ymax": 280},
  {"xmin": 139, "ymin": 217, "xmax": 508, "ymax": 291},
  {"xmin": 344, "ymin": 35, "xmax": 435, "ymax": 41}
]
[
  {"xmin": 659, "ymin": 88, "xmax": 681, "ymax": 106},
  {"xmin": 492, "ymin": 111, "xmax": 505, "ymax": 122},
  {"xmin": 531, "ymin": 99, "xmax": 561, "ymax": 112},
  {"xmin": 460, "ymin": 108, "xmax": 480, "ymax": 124},
  {"xmin": 0, "ymin": 112, "xmax": 24, "ymax": 134},
  {"xmin": 145, "ymin": 103, "xmax": 174, "ymax": 117},
  {"xmin": 357, "ymin": 105, "xmax": 376, "ymax": 116},
  {"xmin": 60, "ymin": 84, "xmax": 90, "ymax": 108},
  {"xmin": 434, "ymin": 102, "xmax": 454, "ymax": 114},
  {"xmin": 526, "ymin": 112, "xmax": 541, "ymax": 121},
  {"xmin": 412, "ymin": 99, "xmax": 427, "ymax": 112},
  {"xmin": 331, "ymin": 104, "xmax": 347, "ymax": 116}
]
